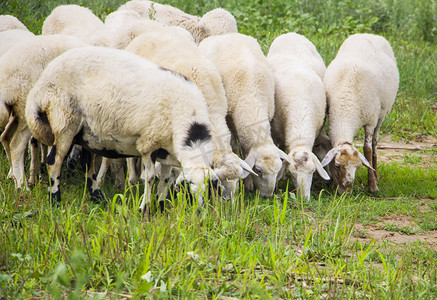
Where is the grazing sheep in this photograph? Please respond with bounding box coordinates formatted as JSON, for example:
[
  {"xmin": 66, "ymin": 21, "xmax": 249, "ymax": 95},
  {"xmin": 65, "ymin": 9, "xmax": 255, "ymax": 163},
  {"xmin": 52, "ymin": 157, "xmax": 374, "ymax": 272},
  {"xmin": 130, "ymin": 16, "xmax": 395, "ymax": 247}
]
[
  {"xmin": 25, "ymin": 46, "xmax": 227, "ymax": 206},
  {"xmin": 0, "ymin": 15, "xmax": 28, "ymax": 32},
  {"xmin": 0, "ymin": 35, "xmax": 87, "ymax": 189},
  {"xmin": 117, "ymin": 0, "xmax": 206, "ymax": 43},
  {"xmin": 267, "ymin": 33, "xmax": 330, "ymax": 201},
  {"xmin": 321, "ymin": 33, "xmax": 399, "ymax": 194},
  {"xmin": 199, "ymin": 33, "xmax": 290, "ymax": 198},
  {"xmin": 42, "ymin": 4, "xmax": 113, "ymax": 47},
  {"xmin": 198, "ymin": 8, "xmax": 238, "ymax": 37},
  {"xmin": 125, "ymin": 29, "xmax": 255, "ymax": 200},
  {"xmin": 0, "ymin": 17, "xmax": 34, "ymax": 56},
  {"xmin": 117, "ymin": 1, "xmax": 237, "ymax": 43},
  {"xmin": 110, "ymin": 18, "xmax": 194, "ymax": 49},
  {"xmin": 104, "ymin": 9, "xmax": 143, "ymax": 31},
  {"xmin": 0, "ymin": 30, "xmax": 35, "ymax": 57}
]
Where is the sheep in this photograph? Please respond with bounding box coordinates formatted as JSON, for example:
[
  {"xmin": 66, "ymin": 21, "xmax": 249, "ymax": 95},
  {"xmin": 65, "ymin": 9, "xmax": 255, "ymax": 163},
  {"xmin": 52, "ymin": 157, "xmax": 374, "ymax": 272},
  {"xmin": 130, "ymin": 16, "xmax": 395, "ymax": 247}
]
[
  {"xmin": 321, "ymin": 33, "xmax": 399, "ymax": 194},
  {"xmin": 0, "ymin": 35, "xmax": 86, "ymax": 188},
  {"xmin": 0, "ymin": 15, "xmax": 28, "ymax": 32},
  {"xmin": 25, "ymin": 46, "xmax": 227, "ymax": 206},
  {"xmin": 109, "ymin": 18, "xmax": 194, "ymax": 49},
  {"xmin": 198, "ymin": 8, "xmax": 238, "ymax": 37},
  {"xmin": 267, "ymin": 33, "xmax": 330, "ymax": 201},
  {"xmin": 199, "ymin": 33, "xmax": 290, "ymax": 198},
  {"xmin": 42, "ymin": 4, "xmax": 113, "ymax": 47},
  {"xmin": 124, "ymin": 29, "xmax": 256, "ymax": 200},
  {"xmin": 0, "ymin": 34, "xmax": 88, "ymax": 189},
  {"xmin": 0, "ymin": 15, "xmax": 34, "ymax": 57},
  {"xmin": 104, "ymin": 9, "xmax": 143, "ymax": 31},
  {"xmin": 117, "ymin": 0, "xmax": 206, "ymax": 43},
  {"xmin": 117, "ymin": 1, "xmax": 237, "ymax": 43}
]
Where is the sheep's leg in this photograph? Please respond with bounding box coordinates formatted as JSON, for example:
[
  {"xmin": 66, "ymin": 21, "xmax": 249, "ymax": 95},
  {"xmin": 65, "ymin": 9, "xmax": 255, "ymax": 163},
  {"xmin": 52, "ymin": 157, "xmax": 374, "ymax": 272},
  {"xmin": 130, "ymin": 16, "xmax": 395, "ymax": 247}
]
[
  {"xmin": 46, "ymin": 135, "xmax": 75, "ymax": 203},
  {"xmin": 0, "ymin": 114, "xmax": 17, "ymax": 179},
  {"xmin": 111, "ymin": 158, "xmax": 125, "ymax": 189},
  {"xmin": 87, "ymin": 153, "xmax": 104, "ymax": 203},
  {"xmin": 364, "ymin": 126, "xmax": 378, "ymax": 193},
  {"xmin": 95, "ymin": 157, "xmax": 111, "ymax": 188},
  {"xmin": 139, "ymin": 157, "xmax": 156, "ymax": 213},
  {"xmin": 127, "ymin": 157, "xmax": 137, "ymax": 186},
  {"xmin": 157, "ymin": 163, "xmax": 173, "ymax": 201},
  {"xmin": 67, "ymin": 145, "xmax": 81, "ymax": 173},
  {"xmin": 372, "ymin": 119, "xmax": 383, "ymax": 182},
  {"xmin": 9, "ymin": 124, "xmax": 32, "ymax": 190},
  {"xmin": 29, "ymin": 137, "xmax": 39, "ymax": 185},
  {"xmin": 40, "ymin": 144, "xmax": 48, "ymax": 175}
]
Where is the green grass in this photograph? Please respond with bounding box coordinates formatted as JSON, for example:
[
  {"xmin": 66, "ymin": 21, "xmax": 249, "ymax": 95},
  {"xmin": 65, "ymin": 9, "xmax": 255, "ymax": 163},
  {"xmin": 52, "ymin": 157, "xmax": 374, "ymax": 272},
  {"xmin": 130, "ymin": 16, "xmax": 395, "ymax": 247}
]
[{"xmin": 1, "ymin": 0, "xmax": 437, "ymax": 298}]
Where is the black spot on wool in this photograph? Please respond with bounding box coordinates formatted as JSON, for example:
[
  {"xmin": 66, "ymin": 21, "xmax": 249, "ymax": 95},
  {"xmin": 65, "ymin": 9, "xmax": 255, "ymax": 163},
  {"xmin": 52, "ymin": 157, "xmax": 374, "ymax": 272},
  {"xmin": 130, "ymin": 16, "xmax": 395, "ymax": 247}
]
[
  {"xmin": 151, "ymin": 148, "xmax": 169, "ymax": 163},
  {"xmin": 184, "ymin": 122, "xmax": 211, "ymax": 147},
  {"xmin": 37, "ymin": 110, "xmax": 50, "ymax": 125}
]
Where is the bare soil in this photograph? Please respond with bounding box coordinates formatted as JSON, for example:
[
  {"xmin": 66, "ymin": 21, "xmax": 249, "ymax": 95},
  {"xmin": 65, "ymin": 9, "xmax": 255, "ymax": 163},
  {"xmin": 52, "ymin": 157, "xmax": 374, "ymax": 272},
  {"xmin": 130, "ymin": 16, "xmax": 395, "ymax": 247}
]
[
  {"xmin": 376, "ymin": 134, "xmax": 437, "ymax": 167},
  {"xmin": 353, "ymin": 135, "xmax": 437, "ymax": 247}
]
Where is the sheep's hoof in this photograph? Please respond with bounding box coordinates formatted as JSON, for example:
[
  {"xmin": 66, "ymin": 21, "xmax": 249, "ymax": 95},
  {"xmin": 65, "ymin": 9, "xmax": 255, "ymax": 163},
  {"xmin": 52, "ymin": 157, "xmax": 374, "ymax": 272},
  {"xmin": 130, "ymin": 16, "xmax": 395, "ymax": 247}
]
[
  {"xmin": 40, "ymin": 163, "xmax": 47, "ymax": 175},
  {"xmin": 369, "ymin": 185, "xmax": 379, "ymax": 193},
  {"xmin": 90, "ymin": 189, "xmax": 105, "ymax": 204},
  {"xmin": 48, "ymin": 191, "xmax": 61, "ymax": 205}
]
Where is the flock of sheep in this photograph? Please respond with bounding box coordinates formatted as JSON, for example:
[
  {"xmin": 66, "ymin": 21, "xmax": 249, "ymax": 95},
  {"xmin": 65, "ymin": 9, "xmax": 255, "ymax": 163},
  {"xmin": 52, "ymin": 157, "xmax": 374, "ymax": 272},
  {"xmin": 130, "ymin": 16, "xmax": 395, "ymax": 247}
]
[{"xmin": 0, "ymin": 0, "xmax": 399, "ymax": 210}]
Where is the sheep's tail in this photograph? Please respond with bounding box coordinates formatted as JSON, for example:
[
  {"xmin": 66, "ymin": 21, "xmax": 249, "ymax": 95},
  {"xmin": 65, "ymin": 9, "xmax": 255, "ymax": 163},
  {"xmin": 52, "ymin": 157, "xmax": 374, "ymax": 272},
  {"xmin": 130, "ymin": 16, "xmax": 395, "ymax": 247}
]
[{"xmin": 25, "ymin": 98, "xmax": 54, "ymax": 146}]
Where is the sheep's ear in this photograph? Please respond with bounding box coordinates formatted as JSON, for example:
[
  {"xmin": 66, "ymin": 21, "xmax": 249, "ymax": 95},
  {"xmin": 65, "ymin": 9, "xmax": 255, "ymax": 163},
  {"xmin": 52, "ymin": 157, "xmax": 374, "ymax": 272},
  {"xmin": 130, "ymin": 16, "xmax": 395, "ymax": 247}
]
[
  {"xmin": 357, "ymin": 151, "xmax": 374, "ymax": 170},
  {"xmin": 238, "ymin": 157, "xmax": 257, "ymax": 178},
  {"xmin": 321, "ymin": 148, "xmax": 336, "ymax": 167},
  {"xmin": 242, "ymin": 153, "xmax": 256, "ymax": 179},
  {"xmin": 277, "ymin": 148, "xmax": 291, "ymax": 163},
  {"xmin": 312, "ymin": 153, "xmax": 330, "ymax": 180}
]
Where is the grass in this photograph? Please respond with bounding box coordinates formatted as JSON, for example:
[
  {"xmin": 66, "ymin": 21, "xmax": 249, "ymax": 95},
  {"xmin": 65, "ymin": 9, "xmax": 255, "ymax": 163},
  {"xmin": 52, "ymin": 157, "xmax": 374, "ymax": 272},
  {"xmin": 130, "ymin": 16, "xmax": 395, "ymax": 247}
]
[{"xmin": 1, "ymin": 0, "xmax": 437, "ymax": 298}]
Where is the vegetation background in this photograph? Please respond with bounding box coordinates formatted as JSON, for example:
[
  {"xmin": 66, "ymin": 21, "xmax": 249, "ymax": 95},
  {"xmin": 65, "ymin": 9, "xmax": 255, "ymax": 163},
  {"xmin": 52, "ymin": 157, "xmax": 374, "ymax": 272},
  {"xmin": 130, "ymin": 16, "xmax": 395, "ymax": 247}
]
[{"xmin": 0, "ymin": 0, "xmax": 436, "ymax": 298}]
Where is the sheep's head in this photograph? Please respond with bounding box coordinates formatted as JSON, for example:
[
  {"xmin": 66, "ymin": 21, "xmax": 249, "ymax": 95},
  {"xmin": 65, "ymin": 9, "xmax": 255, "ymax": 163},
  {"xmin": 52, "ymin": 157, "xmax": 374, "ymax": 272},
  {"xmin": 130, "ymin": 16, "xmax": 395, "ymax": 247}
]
[
  {"xmin": 287, "ymin": 149, "xmax": 330, "ymax": 201},
  {"xmin": 243, "ymin": 144, "xmax": 290, "ymax": 198},
  {"xmin": 174, "ymin": 167, "xmax": 229, "ymax": 206},
  {"xmin": 321, "ymin": 143, "xmax": 371, "ymax": 194},
  {"xmin": 212, "ymin": 151, "xmax": 256, "ymax": 201}
]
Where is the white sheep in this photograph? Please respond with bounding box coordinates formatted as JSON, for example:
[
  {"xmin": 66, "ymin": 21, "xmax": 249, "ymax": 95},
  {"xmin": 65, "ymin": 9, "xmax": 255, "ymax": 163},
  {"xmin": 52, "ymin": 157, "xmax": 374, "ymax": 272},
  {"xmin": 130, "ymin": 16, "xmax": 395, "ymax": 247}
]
[
  {"xmin": 117, "ymin": 1, "xmax": 237, "ymax": 43},
  {"xmin": 199, "ymin": 33, "xmax": 290, "ymax": 198},
  {"xmin": 0, "ymin": 15, "xmax": 34, "ymax": 57},
  {"xmin": 42, "ymin": 4, "xmax": 113, "ymax": 47},
  {"xmin": 104, "ymin": 9, "xmax": 143, "ymax": 31},
  {"xmin": 110, "ymin": 18, "xmax": 194, "ymax": 49},
  {"xmin": 0, "ymin": 34, "xmax": 88, "ymax": 189},
  {"xmin": 321, "ymin": 33, "xmax": 399, "ymax": 194},
  {"xmin": 25, "ymin": 46, "xmax": 227, "ymax": 205},
  {"xmin": 0, "ymin": 15, "xmax": 28, "ymax": 32},
  {"xmin": 198, "ymin": 8, "xmax": 238, "ymax": 37},
  {"xmin": 0, "ymin": 30, "xmax": 35, "ymax": 58},
  {"xmin": 267, "ymin": 32, "xmax": 330, "ymax": 201},
  {"xmin": 125, "ymin": 29, "xmax": 255, "ymax": 200}
]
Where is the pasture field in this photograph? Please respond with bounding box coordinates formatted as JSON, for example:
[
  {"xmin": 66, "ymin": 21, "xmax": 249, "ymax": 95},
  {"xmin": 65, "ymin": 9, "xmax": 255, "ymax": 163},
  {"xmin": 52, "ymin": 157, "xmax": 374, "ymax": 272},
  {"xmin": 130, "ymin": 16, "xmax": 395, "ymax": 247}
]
[{"xmin": 1, "ymin": 0, "xmax": 436, "ymax": 298}]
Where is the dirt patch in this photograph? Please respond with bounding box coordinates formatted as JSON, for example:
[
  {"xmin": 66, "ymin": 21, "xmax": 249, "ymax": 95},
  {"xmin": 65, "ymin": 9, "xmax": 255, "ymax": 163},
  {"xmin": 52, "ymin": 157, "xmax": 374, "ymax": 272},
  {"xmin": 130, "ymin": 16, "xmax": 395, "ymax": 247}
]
[
  {"xmin": 376, "ymin": 135, "xmax": 436, "ymax": 167},
  {"xmin": 353, "ymin": 215, "xmax": 437, "ymax": 250}
]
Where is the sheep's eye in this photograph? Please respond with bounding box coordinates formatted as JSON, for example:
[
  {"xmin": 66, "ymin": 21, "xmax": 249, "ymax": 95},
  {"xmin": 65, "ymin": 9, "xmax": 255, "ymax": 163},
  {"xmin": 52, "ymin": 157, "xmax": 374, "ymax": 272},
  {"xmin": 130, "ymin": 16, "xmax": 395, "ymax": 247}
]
[{"xmin": 254, "ymin": 166, "xmax": 263, "ymax": 176}]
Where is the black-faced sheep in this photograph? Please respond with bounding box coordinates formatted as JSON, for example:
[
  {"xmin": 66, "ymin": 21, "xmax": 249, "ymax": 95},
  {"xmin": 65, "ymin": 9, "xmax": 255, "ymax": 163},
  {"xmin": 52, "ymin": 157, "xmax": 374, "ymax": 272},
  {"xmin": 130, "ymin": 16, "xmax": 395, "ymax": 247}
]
[{"xmin": 25, "ymin": 46, "xmax": 227, "ymax": 205}]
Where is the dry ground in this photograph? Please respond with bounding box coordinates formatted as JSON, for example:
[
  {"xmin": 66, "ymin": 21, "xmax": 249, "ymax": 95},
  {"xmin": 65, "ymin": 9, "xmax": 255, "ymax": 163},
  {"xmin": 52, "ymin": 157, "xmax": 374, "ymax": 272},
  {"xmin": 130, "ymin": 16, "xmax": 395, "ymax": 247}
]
[{"xmin": 353, "ymin": 134, "xmax": 437, "ymax": 247}]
